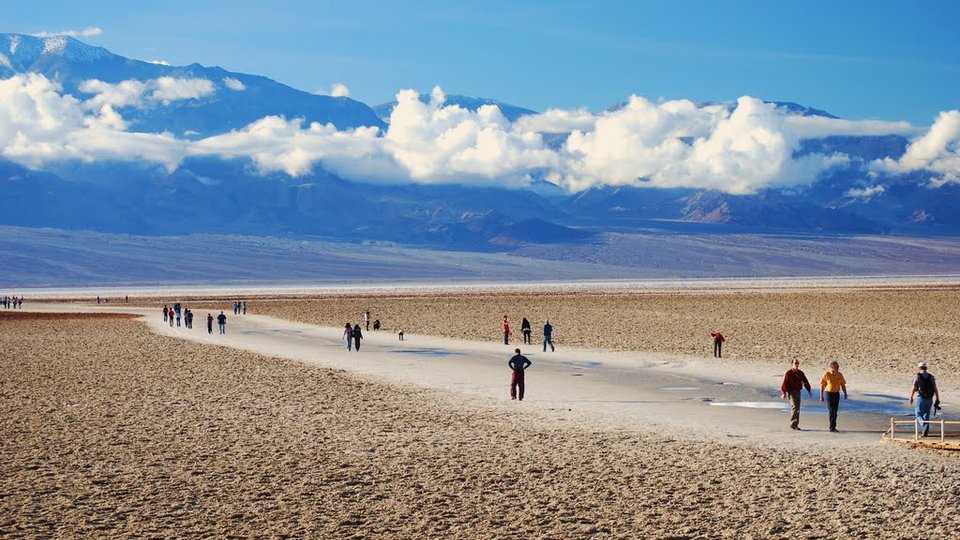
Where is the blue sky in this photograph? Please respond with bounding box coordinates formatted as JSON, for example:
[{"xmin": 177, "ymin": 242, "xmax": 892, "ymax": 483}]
[{"xmin": 5, "ymin": 0, "xmax": 959, "ymax": 124}]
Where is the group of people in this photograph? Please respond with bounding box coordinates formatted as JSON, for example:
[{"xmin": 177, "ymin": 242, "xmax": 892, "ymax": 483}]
[
  {"xmin": 162, "ymin": 303, "xmax": 194, "ymax": 328},
  {"xmin": 501, "ymin": 316, "xmax": 555, "ymax": 352},
  {"xmin": 162, "ymin": 303, "xmax": 228, "ymax": 334},
  {"xmin": 232, "ymin": 301, "xmax": 247, "ymax": 315},
  {"xmin": 780, "ymin": 359, "xmax": 942, "ymax": 435},
  {"xmin": 343, "ymin": 323, "xmax": 364, "ymax": 351},
  {"xmin": 2, "ymin": 296, "xmax": 23, "ymax": 309}
]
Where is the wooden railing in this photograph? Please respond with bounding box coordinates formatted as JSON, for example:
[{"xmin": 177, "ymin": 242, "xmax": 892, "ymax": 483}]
[{"xmin": 885, "ymin": 418, "xmax": 960, "ymax": 443}]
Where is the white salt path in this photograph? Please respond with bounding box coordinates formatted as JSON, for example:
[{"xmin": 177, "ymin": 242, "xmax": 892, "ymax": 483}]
[{"xmin": 27, "ymin": 303, "xmax": 917, "ymax": 449}]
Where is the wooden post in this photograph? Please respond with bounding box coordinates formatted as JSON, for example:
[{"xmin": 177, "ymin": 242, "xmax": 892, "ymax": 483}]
[
  {"xmin": 890, "ymin": 417, "xmax": 894, "ymax": 440},
  {"xmin": 915, "ymin": 418, "xmax": 919, "ymax": 440},
  {"xmin": 942, "ymin": 419, "xmax": 946, "ymax": 443}
]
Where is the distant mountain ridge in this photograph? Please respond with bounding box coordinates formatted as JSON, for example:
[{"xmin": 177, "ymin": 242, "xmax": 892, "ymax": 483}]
[
  {"xmin": 0, "ymin": 33, "xmax": 384, "ymax": 135},
  {"xmin": 1, "ymin": 32, "xmax": 957, "ymax": 253}
]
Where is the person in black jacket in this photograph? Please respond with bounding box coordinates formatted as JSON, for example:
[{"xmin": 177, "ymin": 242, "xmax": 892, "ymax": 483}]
[
  {"xmin": 521, "ymin": 317, "xmax": 532, "ymax": 344},
  {"xmin": 217, "ymin": 311, "xmax": 227, "ymax": 334},
  {"xmin": 352, "ymin": 324, "xmax": 363, "ymax": 352},
  {"xmin": 508, "ymin": 349, "xmax": 532, "ymax": 401}
]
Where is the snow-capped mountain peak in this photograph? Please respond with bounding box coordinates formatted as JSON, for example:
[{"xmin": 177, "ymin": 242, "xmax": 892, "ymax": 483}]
[{"xmin": 0, "ymin": 33, "xmax": 113, "ymax": 70}]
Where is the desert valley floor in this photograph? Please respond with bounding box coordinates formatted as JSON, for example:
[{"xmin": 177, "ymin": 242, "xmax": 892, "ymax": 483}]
[{"xmin": 3, "ymin": 285, "xmax": 959, "ymax": 538}]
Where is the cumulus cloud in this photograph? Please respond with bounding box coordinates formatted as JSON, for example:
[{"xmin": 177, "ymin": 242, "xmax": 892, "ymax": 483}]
[
  {"xmin": 330, "ymin": 83, "xmax": 350, "ymax": 97},
  {"xmin": 145, "ymin": 59, "xmax": 172, "ymax": 66},
  {"xmin": 3, "ymin": 73, "xmax": 958, "ymax": 194},
  {"xmin": 550, "ymin": 95, "xmax": 848, "ymax": 194},
  {"xmin": 872, "ymin": 110, "xmax": 960, "ymax": 186},
  {"xmin": 381, "ymin": 86, "xmax": 558, "ymax": 185},
  {"xmin": 845, "ymin": 185, "xmax": 886, "ymax": 199},
  {"xmin": 30, "ymin": 27, "xmax": 103, "ymax": 38},
  {"xmin": 150, "ymin": 77, "xmax": 215, "ymax": 103},
  {"xmin": 0, "ymin": 73, "xmax": 184, "ymax": 170},
  {"xmin": 194, "ymin": 116, "xmax": 389, "ymax": 177},
  {"xmin": 78, "ymin": 77, "xmax": 215, "ymax": 108},
  {"xmin": 316, "ymin": 83, "xmax": 351, "ymax": 97},
  {"xmin": 223, "ymin": 77, "xmax": 246, "ymax": 91},
  {"xmin": 79, "ymin": 79, "xmax": 148, "ymax": 109},
  {"xmin": 514, "ymin": 107, "xmax": 598, "ymax": 133}
]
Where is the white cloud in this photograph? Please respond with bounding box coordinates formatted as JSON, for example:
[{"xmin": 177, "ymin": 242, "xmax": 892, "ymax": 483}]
[
  {"xmin": 551, "ymin": 95, "xmax": 846, "ymax": 194},
  {"xmin": 4, "ymin": 74, "xmax": 957, "ymax": 195},
  {"xmin": 845, "ymin": 185, "xmax": 886, "ymax": 199},
  {"xmin": 79, "ymin": 79, "xmax": 147, "ymax": 109},
  {"xmin": 382, "ymin": 86, "xmax": 558, "ymax": 185},
  {"xmin": 330, "ymin": 83, "xmax": 350, "ymax": 97},
  {"xmin": 223, "ymin": 77, "xmax": 246, "ymax": 91},
  {"xmin": 0, "ymin": 73, "xmax": 185, "ymax": 170},
  {"xmin": 871, "ymin": 110, "xmax": 960, "ymax": 186},
  {"xmin": 150, "ymin": 77, "xmax": 215, "ymax": 103},
  {"xmin": 145, "ymin": 59, "xmax": 172, "ymax": 66},
  {"xmin": 785, "ymin": 116, "xmax": 919, "ymax": 138},
  {"xmin": 78, "ymin": 77, "xmax": 215, "ymax": 108},
  {"xmin": 193, "ymin": 116, "xmax": 391, "ymax": 178},
  {"xmin": 316, "ymin": 83, "xmax": 351, "ymax": 97},
  {"xmin": 514, "ymin": 107, "xmax": 598, "ymax": 133},
  {"xmin": 30, "ymin": 27, "xmax": 103, "ymax": 38}
]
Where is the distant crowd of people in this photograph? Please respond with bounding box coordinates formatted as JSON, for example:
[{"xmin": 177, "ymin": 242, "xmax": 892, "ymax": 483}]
[
  {"xmin": 162, "ymin": 302, "xmax": 237, "ymax": 335},
  {"xmin": 150, "ymin": 299, "xmax": 946, "ymax": 435},
  {"xmin": 2, "ymin": 296, "xmax": 23, "ymax": 309}
]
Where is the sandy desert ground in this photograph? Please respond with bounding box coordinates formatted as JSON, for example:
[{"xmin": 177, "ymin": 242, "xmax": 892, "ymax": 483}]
[
  {"xmin": 236, "ymin": 285, "xmax": 960, "ymax": 388},
  {"xmin": 3, "ymin": 306, "xmax": 960, "ymax": 538}
]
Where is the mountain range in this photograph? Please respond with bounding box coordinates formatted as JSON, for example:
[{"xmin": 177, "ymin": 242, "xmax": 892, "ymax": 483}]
[{"xmin": 1, "ymin": 32, "xmax": 957, "ymax": 258}]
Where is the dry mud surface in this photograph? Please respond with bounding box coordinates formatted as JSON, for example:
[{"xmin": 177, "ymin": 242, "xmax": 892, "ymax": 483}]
[
  {"xmin": 246, "ymin": 286, "xmax": 960, "ymax": 387},
  {"xmin": 3, "ymin": 311, "xmax": 960, "ymax": 538}
]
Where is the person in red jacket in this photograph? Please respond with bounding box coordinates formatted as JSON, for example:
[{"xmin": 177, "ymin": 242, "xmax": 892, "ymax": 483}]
[
  {"xmin": 710, "ymin": 331, "xmax": 726, "ymax": 358},
  {"xmin": 780, "ymin": 359, "xmax": 812, "ymax": 430},
  {"xmin": 501, "ymin": 315, "xmax": 511, "ymax": 345}
]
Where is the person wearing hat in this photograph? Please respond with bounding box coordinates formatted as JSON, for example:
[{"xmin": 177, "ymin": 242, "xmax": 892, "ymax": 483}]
[{"xmin": 909, "ymin": 362, "xmax": 941, "ymax": 437}]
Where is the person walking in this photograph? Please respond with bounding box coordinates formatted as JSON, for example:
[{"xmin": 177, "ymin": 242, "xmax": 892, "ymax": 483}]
[
  {"xmin": 542, "ymin": 320, "xmax": 555, "ymax": 352},
  {"xmin": 710, "ymin": 331, "xmax": 726, "ymax": 358},
  {"xmin": 169, "ymin": 310, "xmax": 175, "ymax": 327},
  {"xmin": 217, "ymin": 311, "xmax": 227, "ymax": 334},
  {"xmin": 502, "ymin": 315, "xmax": 511, "ymax": 345},
  {"xmin": 242, "ymin": 301, "xmax": 247, "ymax": 315},
  {"xmin": 163, "ymin": 305, "xmax": 169, "ymax": 322},
  {"xmin": 175, "ymin": 309, "xmax": 182, "ymax": 328},
  {"xmin": 364, "ymin": 310, "xmax": 371, "ymax": 331},
  {"xmin": 508, "ymin": 348, "xmax": 532, "ymax": 401},
  {"xmin": 521, "ymin": 317, "xmax": 532, "ymax": 344},
  {"xmin": 343, "ymin": 323, "xmax": 354, "ymax": 351},
  {"xmin": 780, "ymin": 359, "xmax": 812, "ymax": 430},
  {"xmin": 819, "ymin": 361, "xmax": 848, "ymax": 432},
  {"xmin": 909, "ymin": 362, "xmax": 941, "ymax": 437},
  {"xmin": 352, "ymin": 324, "xmax": 363, "ymax": 352},
  {"xmin": 207, "ymin": 313, "xmax": 214, "ymax": 334}
]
